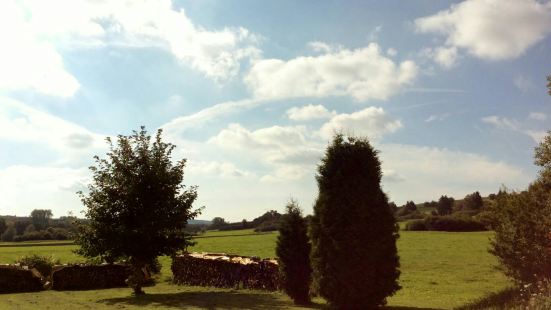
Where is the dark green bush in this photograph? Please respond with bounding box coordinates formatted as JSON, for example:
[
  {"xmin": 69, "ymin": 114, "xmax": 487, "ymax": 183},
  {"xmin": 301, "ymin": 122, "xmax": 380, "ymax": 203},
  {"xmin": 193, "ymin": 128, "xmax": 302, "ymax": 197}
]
[
  {"xmin": 424, "ymin": 216, "xmax": 486, "ymax": 232},
  {"xmin": 397, "ymin": 210, "xmax": 425, "ymax": 220},
  {"xmin": 404, "ymin": 220, "xmax": 427, "ymax": 231},
  {"xmin": 276, "ymin": 201, "xmax": 311, "ymax": 304}
]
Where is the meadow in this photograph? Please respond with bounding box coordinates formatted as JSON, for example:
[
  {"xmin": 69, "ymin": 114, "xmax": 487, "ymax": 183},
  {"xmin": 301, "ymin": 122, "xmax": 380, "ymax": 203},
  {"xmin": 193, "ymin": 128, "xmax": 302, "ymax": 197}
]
[{"xmin": 0, "ymin": 229, "xmax": 511, "ymax": 309}]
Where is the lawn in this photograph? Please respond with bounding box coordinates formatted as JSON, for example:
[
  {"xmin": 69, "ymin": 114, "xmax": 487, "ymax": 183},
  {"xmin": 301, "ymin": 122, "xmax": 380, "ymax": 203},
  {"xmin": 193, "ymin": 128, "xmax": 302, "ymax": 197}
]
[{"xmin": 0, "ymin": 229, "xmax": 511, "ymax": 309}]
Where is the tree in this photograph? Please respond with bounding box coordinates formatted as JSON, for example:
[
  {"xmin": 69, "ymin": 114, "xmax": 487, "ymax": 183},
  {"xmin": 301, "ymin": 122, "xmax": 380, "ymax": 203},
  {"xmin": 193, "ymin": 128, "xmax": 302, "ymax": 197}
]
[
  {"xmin": 310, "ymin": 135, "xmax": 400, "ymax": 308},
  {"xmin": 437, "ymin": 195, "xmax": 454, "ymax": 215},
  {"xmin": 463, "ymin": 191, "xmax": 484, "ymax": 210},
  {"xmin": 75, "ymin": 127, "xmax": 201, "ymax": 295},
  {"xmin": 210, "ymin": 217, "xmax": 227, "ymax": 230},
  {"xmin": 276, "ymin": 199, "xmax": 311, "ymax": 305},
  {"xmin": 547, "ymin": 75, "xmax": 551, "ymax": 96},
  {"xmin": 491, "ymin": 131, "xmax": 551, "ymax": 284},
  {"xmin": 1, "ymin": 225, "xmax": 15, "ymax": 242},
  {"xmin": 0, "ymin": 218, "xmax": 6, "ymax": 235},
  {"xmin": 30, "ymin": 209, "xmax": 53, "ymax": 231}
]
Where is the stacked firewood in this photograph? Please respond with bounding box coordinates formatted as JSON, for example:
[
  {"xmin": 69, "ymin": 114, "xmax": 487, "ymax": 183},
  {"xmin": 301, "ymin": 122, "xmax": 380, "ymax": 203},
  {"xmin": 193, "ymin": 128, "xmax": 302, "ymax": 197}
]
[{"xmin": 172, "ymin": 253, "xmax": 279, "ymax": 291}]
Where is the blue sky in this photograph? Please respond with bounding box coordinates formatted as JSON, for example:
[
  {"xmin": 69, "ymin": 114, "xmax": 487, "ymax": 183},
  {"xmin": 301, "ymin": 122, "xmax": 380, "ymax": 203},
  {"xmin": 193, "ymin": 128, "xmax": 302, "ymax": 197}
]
[{"xmin": 0, "ymin": 0, "xmax": 550, "ymax": 221}]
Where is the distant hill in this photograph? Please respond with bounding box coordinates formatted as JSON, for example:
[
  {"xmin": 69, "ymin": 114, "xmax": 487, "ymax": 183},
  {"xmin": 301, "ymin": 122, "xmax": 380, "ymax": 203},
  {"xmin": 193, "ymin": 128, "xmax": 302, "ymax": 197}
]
[{"xmin": 189, "ymin": 219, "xmax": 211, "ymax": 225}]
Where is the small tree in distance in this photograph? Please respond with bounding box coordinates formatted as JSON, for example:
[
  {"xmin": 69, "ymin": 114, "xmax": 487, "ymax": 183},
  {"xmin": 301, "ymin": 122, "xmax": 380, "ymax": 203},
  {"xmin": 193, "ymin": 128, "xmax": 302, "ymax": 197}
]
[
  {"xmin": 75, "ymin": 127, "xmax": 201, "ymax": 295},
  {"xmin": 276, "ymin": 199, "xmax": 311, "ymax": 305},
  {"xmin": 437, "ymin": 195, "xmax": 454, "ymax": 215},
  {"xmin": 310, "ymin": 134, "xmax": 400, "ymax": 308}
]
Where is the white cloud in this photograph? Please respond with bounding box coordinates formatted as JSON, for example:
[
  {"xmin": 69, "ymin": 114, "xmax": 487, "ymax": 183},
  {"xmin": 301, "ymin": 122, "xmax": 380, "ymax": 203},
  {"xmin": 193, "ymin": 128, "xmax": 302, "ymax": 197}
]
[
  {"xmin": 379, "ymin": 143, "xmax": 530, "ymax": 203},
  {"xmin": 0, "ymin": 97, "xmax": 105, "ymax": 164},
  {"xmin": 434, "ymin": 46, "xmax": 458, "ymax": 68},
  {"xmin": 188, "ymin": 161, "xmax": 249, "ymax": 178},
  {"xmin": 514, "ymin": 75, "xmax": 536, "ymax": 93},
  {"xmin": 308, "ymin": 41, "xmax": 333, "ymax": 53},
  {"xmin": 245, "ymin": 42, "xmax": 418, "ymax": 101},
  {"xmin": 0, "ymin": 165, "xmax": 89, "ymax": 216},
  {"xmin": 208, "ymin": 123, "xmax": 323, "ymax": 181},
  {"xmin": 415, "ymin": 0, "xmax": 551, "ymax": 61},
  {"xmin": 0, "ymin": 1, "xmax": 80, "ymax": 97},
  {"xmin": 482, "ymin": 115, "xmax": 547, "ymax": 143},
  {"xmin": 529, "ymin": 112, "xmax": 547, "ymax": 121},
  {"xmin": 287, "ymin": 104, "xmax": 335, "ymax": 121},
  {"xmin": 387, "ymin": 48, "xmax": 397, "ymax": 57},
  {"xmin": 3, "ymin": 0, "xmax": 260, "ymax": 84},
  {"xmin": 425, "ymin": 113, "xmax": 450, "ymax": 122},
  {"xmin": 319, "ymin": 107, "xmax": 402, "ymax": 140}
]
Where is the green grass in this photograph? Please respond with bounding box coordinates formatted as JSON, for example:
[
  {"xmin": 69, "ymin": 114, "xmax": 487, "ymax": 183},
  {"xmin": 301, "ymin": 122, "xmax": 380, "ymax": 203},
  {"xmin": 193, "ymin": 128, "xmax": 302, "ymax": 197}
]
[{"xmin": 0, "ymin": 229, "xmax": 511, "ymax": 309}]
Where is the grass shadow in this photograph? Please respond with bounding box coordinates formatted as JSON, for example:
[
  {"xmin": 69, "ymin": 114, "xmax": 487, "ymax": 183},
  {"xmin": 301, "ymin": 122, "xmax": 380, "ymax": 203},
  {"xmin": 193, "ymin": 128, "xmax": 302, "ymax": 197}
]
[
  {"xmin": 386, "ymin": 307, "xmax": 443, "ymax": 310},
  {"xmin": 98, "ymin": 290, "xmax": 327, "ymax": 309},
  {"xmin": 455, "ymin": 287, "xmax": 520, "ymax": 310}
]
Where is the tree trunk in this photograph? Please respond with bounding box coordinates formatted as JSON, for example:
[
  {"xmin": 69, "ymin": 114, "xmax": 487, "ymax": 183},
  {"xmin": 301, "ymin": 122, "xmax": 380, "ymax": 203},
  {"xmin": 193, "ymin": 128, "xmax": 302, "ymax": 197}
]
[{"xmin": 127, "ymin": 262, "xmax": 146, "ymax": 295}]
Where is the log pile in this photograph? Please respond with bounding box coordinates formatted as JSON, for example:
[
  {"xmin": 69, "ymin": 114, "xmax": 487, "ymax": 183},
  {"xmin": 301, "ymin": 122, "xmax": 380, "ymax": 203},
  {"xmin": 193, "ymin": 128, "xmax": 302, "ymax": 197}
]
[
  {"xmin": 0, "ymin": 265, "xmax": 44, "ymax": 293},
  {"xmin": 172, "ymin": 253, "xmax": 279, "ymax": 291},
  {"xmin": 51, "ymin": 264, "xmax": 131, "ymax": 290}
]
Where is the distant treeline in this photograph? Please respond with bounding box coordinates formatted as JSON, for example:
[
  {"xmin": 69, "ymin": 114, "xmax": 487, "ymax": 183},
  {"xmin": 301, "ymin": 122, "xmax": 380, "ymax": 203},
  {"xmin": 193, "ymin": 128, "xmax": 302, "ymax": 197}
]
[
  {"xmin": 393, "ymin": 191, "xmax": 501, "ymax": 232},
  {"xmin": 0, "ymin": 210, "xmax": 81, "ymax": 242}
]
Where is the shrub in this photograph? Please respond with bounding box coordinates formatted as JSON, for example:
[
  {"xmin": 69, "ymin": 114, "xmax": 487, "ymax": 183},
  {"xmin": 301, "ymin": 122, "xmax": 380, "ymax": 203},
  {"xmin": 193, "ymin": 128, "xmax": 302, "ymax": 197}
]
[
  {"xmin": 310, "ymin": 135, "xmax": 400, "ymax": 308},
  {"xmin": 405, "ymin": 220, "xmax": 427, "ymax": 231},
  {"xmin": 276, "ymin": 200, "xmax": 311, "ymax": 304},
  {"xmin": 491, "ymin": 131, "xmax": 551, "ymax": 284},
  {"xmin": 1, "ymin": 225, "xmax": 16, "ymax": 242},
  {"xmin": 397, "ymin": 210, "xmax": 425, "ymax": 220},
  {"xmin": 254, "ymin": 221, "xmax": 280, "ymax": 232},
  {"xmin": 16, "ymin": 255, "xmax": 61, "ymax": 278},
  {"xmin": 424, "ymin": 216, "xmax": 486, "ymax": 232}
]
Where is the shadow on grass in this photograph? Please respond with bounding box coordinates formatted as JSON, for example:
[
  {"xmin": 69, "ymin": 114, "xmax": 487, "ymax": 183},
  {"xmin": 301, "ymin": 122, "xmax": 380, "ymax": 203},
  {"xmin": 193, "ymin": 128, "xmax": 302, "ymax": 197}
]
[
  {"xmin": 99, "ymin": 290, "xmax": 443, "ymax": 310},
  {"xmin": 98, "ymin": 290, "xmax": 326, "ymax": 309},
  {"xmin": 455, "ymin": 287, "xmax": 520, "ymax": 310}
]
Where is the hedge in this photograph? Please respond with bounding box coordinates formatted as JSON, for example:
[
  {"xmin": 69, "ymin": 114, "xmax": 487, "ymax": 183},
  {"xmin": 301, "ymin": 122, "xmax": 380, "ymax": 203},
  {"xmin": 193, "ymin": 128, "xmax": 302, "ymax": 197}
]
[
  {"xmin": 405, "ymin": 216, "xmax": 487, "ymax": 232},
  {"xmin": 0, "ymin": 265, "xmax": 44, "ymax": 293},
  {"xmin": 172, "ymin": 253, "xmax": 279, "ymax": 291}
]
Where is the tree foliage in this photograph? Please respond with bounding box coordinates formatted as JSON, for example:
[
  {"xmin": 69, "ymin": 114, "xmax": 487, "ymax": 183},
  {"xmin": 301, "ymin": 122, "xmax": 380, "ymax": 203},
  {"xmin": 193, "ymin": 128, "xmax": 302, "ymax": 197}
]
[
  {"xmin": 437, "ymin": 195, "xmax": 454, "ymax": 215},
  {"xmin": 0, "ymin": 218, "xmax": 6, "ymax": 235},
  {"xmin": 276, "ymin": 200, "xmax": 311, "ymax": 305},
  {"xmin": 310, "ymin": 135, "xmax": 400, "ymax": 309},
  {"xmin": 75, "ymin": 127, "xmax": 200, "ymax": 295},
  {"xmin": 30, "ymin": 209, "xmax": 53, "ymax": 231},
  {"xmin": 463, "ymin": 191, "xmax": 484, "ymax": 210},
  {"xmin": 491, "ymin": 131, "xmax": 551, "ymax": 284}
]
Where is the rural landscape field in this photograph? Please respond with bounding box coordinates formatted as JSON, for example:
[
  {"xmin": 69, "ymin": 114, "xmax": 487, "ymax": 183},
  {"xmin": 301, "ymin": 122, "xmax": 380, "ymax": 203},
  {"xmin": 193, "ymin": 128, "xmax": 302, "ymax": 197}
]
[
  {"xmin": 0, "ymin": 229, "xmax": 509, "ymax": 309},
  {"xmin": 1, "ymin": 0, "xmax": 551, "ymax": 309}
]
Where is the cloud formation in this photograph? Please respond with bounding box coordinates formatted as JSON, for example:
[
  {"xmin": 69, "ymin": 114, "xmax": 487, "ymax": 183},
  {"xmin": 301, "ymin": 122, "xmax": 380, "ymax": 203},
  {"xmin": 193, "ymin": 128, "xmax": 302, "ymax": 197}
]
[
  {"xmin": 415, "ymin": 0, "xmax": 551, "ymax": 60},
  {"xmin": 287, "ymin": 104, "xmax": 336, "ymax": 121},
  {"xmin": 319, "ymin": 107, "xmax": 402, "ymax": 140},
  {"xmin": 245, "ymin": 43, "xmax": 418, "ymax": 101}
]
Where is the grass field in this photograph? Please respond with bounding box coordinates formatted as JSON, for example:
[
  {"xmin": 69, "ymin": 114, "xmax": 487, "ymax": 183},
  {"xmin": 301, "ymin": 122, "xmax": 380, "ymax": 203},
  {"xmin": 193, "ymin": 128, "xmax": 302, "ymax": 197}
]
[{"xmin": 0, "ymin": 229, "xmax": 511, "ymax": 309}]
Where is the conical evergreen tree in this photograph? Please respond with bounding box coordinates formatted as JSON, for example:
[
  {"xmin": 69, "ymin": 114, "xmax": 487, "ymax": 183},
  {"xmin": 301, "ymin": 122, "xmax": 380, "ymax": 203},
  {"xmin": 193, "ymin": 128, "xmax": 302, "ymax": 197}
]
[
  {"xmin": 276, "ymin": 200, "xmax": 311, "ymax": 304},
  {"xmin": 310, "ymin": 134, "xmax": 400, "ymax": 308}
]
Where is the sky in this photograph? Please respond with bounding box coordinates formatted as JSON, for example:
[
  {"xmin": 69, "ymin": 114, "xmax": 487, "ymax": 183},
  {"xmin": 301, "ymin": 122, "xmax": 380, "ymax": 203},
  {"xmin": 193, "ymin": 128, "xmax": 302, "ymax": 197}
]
[{"xmin": 0, "ymin": 0, "xmax": 550, "ymax": 221}]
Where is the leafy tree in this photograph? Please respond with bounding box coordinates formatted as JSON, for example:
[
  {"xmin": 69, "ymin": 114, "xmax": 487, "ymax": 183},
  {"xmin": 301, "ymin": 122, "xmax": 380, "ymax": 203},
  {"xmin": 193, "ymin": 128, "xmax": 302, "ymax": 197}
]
[
  {"xmin": 388, "ymin": 202, "xmax": 398, "ymax": 214},
  {"xmin": 491, "ymin": 131, "xmax": 551, "ymax": 284},
  {"xmin": 276, "ymin": 199, "xmax": 311, "ymax": 305},
  {"xmin": 0, "ymin": 218, "xmax": 6, "ymax": 235},
  {"xmin": 404, "ymin": 201, "xmax": 417, "ymax": 212},
  {"xmin": 437, "ymin": 195, "xmax": 454, "ymax": 215},
  {"xmin": 463, "ymin": 191, "xmax": 484, "ymax": 210},
  {"xmin": 1, "ymin": 225, "xmax": 15, "ymax": 242},
  {"xmin": 31, "ymin": 209, "xmax": 53, "ymax": 231},
  {"xmin": 14, "ymin": 220, "xmax": 31, "ymax": 235},
  {"xmin": 75, "ymin": 127, "xmax": 201, "ymax": 295},
  {"xmin": 210, "ymin": 217, "xmax": 227, "ymax": 230},
  {"xmin": 310, "ymin": 135, "xmax": 400, "ymax": 308},
  {"xmin": 547, "ymin": 75, "xmax": 551, "ymax": 96}
]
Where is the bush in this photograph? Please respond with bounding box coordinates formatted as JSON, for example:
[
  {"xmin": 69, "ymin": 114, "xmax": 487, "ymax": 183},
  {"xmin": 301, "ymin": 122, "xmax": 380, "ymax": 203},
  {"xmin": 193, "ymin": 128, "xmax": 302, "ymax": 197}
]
[
  {"xmin": 397, "ymin": 210, "xmax": 425, "ymax": 220},
  {"xmin": 254, "ymin": 221, "xmax": 280, "ymax": 232},
  {"xmin": 0, "ymin": 266, "xmax": 44, "ymax": 293},
  {"xmin": 491, "ymin": 131, "xmax": 551, "ymax": 285},
  {"xmin": 404, "ymin": 220, "xmax": 427, "ymax": 231},
  {"xmin": 1, "ymin": 225, "xmax": 16, "ymax": 242},
  {"xmin": 424, "ymin": 216, "xmax": 486, "ymax": 232},
  {"xmin": 310, "ymin": 135, "xmax": 400, "ymax": 308},
  {"xmin": 15, "ymin": 255, "xmax": 61, "ymax": 278},
  {"xmin": 276, "ymin": 200, "xmax": 311, "ymax": 304}
]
